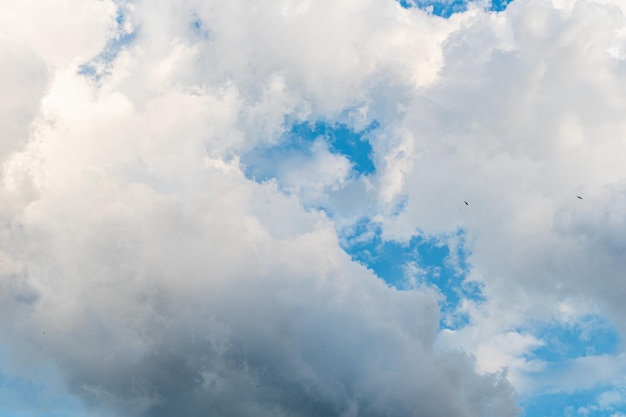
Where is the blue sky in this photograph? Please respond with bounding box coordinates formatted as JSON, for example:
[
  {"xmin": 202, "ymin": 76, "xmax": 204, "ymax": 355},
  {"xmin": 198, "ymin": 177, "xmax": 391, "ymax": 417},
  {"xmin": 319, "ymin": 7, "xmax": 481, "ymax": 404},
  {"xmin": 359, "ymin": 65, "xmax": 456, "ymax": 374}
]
[{"xmin": 2, "ymin": 0, "xmax": 626, "ymax": 416}]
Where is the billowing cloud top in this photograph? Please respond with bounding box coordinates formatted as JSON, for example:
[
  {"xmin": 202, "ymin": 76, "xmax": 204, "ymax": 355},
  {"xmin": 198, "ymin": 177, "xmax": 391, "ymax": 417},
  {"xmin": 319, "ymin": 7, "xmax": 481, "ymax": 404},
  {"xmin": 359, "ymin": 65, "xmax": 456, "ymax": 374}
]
[{"xmin": 1, "ymin": 0, "xmax": 626, "ymax": 416}]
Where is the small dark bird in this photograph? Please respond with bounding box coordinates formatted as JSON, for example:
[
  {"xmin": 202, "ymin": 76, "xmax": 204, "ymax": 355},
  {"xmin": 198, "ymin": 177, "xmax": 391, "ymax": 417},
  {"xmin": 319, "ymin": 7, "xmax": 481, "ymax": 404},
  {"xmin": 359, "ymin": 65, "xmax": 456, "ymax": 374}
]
[
  {"xmin": 464, "ymin": 201, "xmax": 468, "ymax": 206},
  {"xmin": 577, "ymin": 196, "xmax": 583, "ymax": 199}
]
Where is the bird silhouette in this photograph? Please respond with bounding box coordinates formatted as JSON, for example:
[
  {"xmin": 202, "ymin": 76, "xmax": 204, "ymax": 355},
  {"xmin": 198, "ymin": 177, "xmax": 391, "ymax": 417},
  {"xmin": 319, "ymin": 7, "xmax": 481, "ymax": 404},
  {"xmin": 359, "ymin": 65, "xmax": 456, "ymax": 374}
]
[
  {"xmin": 464, "ymin": 201, "xmax": 468, "ymax": 206},
  {"xmin": 577, "ymin": 196, "xmax": 583, "ymax": 200}
]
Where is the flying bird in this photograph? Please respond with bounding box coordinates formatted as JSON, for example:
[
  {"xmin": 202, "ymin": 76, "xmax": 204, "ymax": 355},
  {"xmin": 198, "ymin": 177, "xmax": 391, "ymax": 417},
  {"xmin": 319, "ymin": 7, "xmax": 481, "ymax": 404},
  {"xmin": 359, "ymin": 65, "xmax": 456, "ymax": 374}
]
[
  {"xmin": 464, "ymin": 201, "xmax": 468, "ymax": 205},
  {"xmin": 577, "ymin": 196, "xmax": 583, "ymax": 200}
]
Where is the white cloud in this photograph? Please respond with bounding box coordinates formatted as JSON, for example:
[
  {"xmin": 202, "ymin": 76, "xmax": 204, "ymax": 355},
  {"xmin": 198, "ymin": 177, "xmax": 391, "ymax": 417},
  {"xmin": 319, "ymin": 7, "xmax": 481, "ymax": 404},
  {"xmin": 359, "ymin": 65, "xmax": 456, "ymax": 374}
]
[
  {"xmin": 0, "ymin": 0, "xmax": 117, "ymax": 68},
  {"xmin": 3, "ymin": 0, "xmax": 626, "ymax": 413},
  {"xmin": 598, "ymin": 388, "xmax": 626, "ymax": 409},
  {"xmin": 0, "ymin": 1, "xmax": 522, "ymax": 415},
  {"xmin": 0, "ymin": 34, "xmax": 47, "ymax": 163},
  {"xmin": 368, "ymin": 0, "xmax": 626, "ymax": 393}
]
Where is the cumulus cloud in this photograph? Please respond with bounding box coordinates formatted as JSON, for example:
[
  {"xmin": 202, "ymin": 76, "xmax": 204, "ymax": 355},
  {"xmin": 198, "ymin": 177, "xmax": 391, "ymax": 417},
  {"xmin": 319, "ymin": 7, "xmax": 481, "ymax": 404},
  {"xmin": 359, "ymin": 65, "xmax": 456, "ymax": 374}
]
[
  {"xmin": 0, "ymin": 0, "xmax": 525, "ymax": 416},
  {"xmin": 4, "ymin": 0, "xmax": 626, "ymax": 413},
  {"xmin": 0, "ymin": 71, "xmax": 516, "ymax": 415},
  {"xmin": 375, "ymin": 0, "xmax": 626, "ymax": 370}
]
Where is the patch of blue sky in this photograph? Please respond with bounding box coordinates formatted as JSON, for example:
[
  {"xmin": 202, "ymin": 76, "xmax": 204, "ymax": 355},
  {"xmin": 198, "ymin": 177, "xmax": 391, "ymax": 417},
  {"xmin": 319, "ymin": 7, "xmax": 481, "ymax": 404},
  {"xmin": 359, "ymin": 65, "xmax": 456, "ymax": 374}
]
[
  {"xmin": 289, "ymin": 121, "xmax": 378, "ymax": 176},
  {"xmin": 78, "ymin": 8, "xmax": 136, "ymax": 79},
  {"xmin": 489, "ymin": 0, "xmax": 514, "ymax": 12},
  {"xmin": 242, "ymin": 120, "xmax": 377, "ymax": 184},
  {"xmin": 0, "ymin": 367, "xmax": 89, "ymax": 417},
  {"xmin": 515, "ymin": 316, "xmax": 624, "ymax": 417},
  {"xmin": 521, "ymin": 389, "xmax": 607, "ymax": 417},
  {"xmin": 397, "ymin": 0, "xmax": 513, "ymax": 17},
  {"xmin": 341, "ymin": 218, "xmax": 483, "ymax": 328},
  {"xmin": 190, "ymin": 12, "xmax": 211, "ymax": 40},
  {"xmin": 521, "ymin": 385, "xmax": 626, "ymax": 417},
  {"xmin": 525, "ymin": 316, "xmax": 621, "ymax": 363},
  {"xmin": 497, "ymin": 307, "xmax": 626, "ymax": 417},
  {"xmin": 241, "ymin": 111, "xmax": 478, "ymax": 331}
]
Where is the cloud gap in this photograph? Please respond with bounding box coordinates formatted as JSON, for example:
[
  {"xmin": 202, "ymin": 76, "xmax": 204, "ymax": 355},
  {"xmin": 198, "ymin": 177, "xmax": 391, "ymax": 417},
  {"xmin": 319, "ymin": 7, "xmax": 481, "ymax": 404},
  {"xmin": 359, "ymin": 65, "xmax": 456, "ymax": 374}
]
[
  {"xmin": 398, "ymin": 0, "xmax": 514, "ymax": 17},
  {"xmin": 78, "ymin": 7, "xmax": 137, "ymax": 80},
  {"xmin": 341, "ymin": 218, "xmax": 484, "ymax": 328}
]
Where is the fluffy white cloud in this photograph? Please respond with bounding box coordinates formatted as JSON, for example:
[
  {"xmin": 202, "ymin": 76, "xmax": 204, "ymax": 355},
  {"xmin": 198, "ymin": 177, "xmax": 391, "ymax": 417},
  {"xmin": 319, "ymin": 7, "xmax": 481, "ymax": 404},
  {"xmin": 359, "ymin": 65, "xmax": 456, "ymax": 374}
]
[
  {"xmin": 0, "ymin": 71, "xmax": 516, "ymax": 415},
  {"xmin": 0, "ymin": 0, "xmax": 116, "ymax": 68},
  {"xmin": 375, "ymin": 0, "xmax": 626, "ymax": 378},
  {"xmin": 0, "ymin": 36, "xmax": 47, "ymax": 162},
  {"xmin": 0, "ymin": 1, "xmax": 523, "ymax": 416},
  {"xmin": 3, "ymin": 0, "xmax": 626, "ymax": 413}
]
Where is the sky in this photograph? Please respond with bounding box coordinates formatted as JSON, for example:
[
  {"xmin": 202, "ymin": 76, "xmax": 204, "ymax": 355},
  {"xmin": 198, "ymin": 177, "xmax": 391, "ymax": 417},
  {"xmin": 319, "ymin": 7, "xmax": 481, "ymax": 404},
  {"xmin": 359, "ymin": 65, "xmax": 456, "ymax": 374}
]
[{"xmin": 1, "ymin": 0, "xmax": 626, "ymax": 416}]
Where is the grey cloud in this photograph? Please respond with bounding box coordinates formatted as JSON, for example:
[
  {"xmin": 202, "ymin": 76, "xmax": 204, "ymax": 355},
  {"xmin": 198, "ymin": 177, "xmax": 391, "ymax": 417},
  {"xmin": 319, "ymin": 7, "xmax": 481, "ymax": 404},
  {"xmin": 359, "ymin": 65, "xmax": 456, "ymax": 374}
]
[
  {"xmin": 384, "ymin": 0, "xmax": 626, "ymax": 315},
  {"xmin": 3, "ymin": 0, "xmax": 594, "ymax": 415},
  {"xmin": 3, "ymin": 85, "xmax": 524, "ymax": 411},
  {"xmin": 0, "ymin": 100, "xmax": 517, "ymax": 416}
]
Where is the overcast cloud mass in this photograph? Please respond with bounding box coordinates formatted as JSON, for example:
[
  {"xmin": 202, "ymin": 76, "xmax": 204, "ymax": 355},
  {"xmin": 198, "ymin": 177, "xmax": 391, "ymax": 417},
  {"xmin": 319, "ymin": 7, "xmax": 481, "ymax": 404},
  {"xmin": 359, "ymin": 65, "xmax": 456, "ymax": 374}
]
[{"xmin": 1, "ymin": 0, "xmax": 626, "ymax": 416}]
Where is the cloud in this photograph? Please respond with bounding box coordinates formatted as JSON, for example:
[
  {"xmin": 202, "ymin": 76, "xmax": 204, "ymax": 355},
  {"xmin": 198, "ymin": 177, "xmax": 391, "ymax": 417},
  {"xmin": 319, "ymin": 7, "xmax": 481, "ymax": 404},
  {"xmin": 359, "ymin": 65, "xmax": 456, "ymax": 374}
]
[
  {"xmin": 3, "ymin": 0, "xmax": 626, "ymax": 414},
  {"xmin": 0, "ymin": 36, "xmax": 47, "ymax": 162},
  {"xmin": 319, "ymin": 0, "xmax": 626, "ymax": 404},
  {"xmin": 0, "ymin": 77, "xmax": 516, "ymax": 415},
  {"xmin": 535, "ymin": 353, "xmax": 626, "ymax": 395},
  {"xmin": 598, "ymin": 388, "xmax": 626, "ymax": 409},
  {"xmin": 0, "ymin": 1, "xmax": 523, "ymax": 416},
  {"xmin": 0, "ymin": 0, "xmax": 116, "ymax": 68},
  {"xmin": 376, "ymin": 0, "xmax": 626, "ymax": 365}
]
